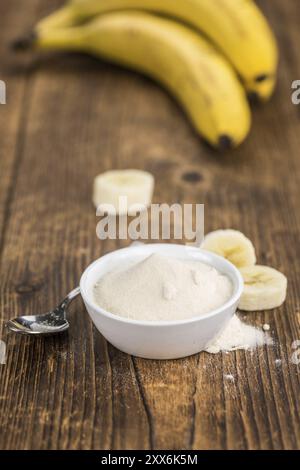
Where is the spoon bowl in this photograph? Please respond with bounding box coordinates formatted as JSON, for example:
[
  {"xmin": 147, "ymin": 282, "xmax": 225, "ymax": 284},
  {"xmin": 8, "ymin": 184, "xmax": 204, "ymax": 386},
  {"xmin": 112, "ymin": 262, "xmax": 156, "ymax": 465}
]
[
  {"xmin": 6, "ymin": 287, "xmax": 80, "ymax": 336},
  {"xmin": 6, "ymin": 314, "xmax": 70, "ymax": 336}
]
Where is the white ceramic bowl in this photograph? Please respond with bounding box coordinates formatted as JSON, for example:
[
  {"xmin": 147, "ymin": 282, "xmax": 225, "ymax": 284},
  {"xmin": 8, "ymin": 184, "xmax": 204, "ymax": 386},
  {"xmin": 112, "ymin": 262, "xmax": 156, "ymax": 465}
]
[{"xmin": 80, "ymin": 243, "xmax": 243, "ymax": 360}]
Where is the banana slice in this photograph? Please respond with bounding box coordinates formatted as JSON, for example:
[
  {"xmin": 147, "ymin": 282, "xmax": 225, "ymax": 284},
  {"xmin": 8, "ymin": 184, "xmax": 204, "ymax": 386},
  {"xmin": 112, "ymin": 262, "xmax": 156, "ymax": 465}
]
[
  {"xmin": 93, "ymin": 169, "xmax": 154, "ymax": 215},
  {"xmin": 239, "ymin": 265, "xmax": 287, "ymax": 311},
  {"xmin": 201, "ymin": 229, "xmax": 256, "ymax": 268}
]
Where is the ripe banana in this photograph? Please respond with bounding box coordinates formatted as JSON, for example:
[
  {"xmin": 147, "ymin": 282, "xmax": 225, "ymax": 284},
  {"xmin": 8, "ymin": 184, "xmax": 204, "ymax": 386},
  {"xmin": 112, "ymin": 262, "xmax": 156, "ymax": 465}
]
[
  {"xmin": 239, "ymin": 265, "xmax": 287, "ymax": 311},
  {"xmin": 36, "ymin": 0, "xmax": 278, "ymax": 100},
  {"xmin": 201, "ymin": 229, "xmax": 256, "ymax": 268},
  {"xmin": 93, "ymin": 169, "xmax": 154, "ymax": 214},
  {"xmin": 17, "ymin": 12, "xmax": 251, "ymax": 148},
  {"xmin": 249, "ymin": 76, "xmax": 276, "ymax": 103}
]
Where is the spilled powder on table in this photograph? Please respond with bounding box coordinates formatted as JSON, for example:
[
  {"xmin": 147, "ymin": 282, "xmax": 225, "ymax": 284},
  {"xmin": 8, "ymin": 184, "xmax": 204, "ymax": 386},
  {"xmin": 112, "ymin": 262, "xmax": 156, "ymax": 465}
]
[
  {"xmin": 224, "ymin": 374, "xmax": 235, "ymax": 382},
  {"xmin": 205, "ymin": 314, "xmax": 273, "ymax": 354}
]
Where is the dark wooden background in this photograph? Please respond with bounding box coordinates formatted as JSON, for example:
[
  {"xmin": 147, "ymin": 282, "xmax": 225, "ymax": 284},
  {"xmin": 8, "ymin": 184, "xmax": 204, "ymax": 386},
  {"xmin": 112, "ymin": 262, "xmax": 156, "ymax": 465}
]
[{"xmin": 0, "ymin": 0, "xmax": 299, "ymax": 450}]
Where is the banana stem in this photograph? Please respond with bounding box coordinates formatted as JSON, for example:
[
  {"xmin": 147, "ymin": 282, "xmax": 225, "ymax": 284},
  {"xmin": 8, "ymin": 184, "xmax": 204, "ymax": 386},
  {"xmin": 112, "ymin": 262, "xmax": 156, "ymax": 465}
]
[
  {"xmin": 11, "ymin": 5, "xmax": 79, "ymax": 52},
  {"xmin": 11, "ymin": 27, "xmax": 85, "ymax": 52},
  {"xmin": 36, "ymin": 6, "xmax": 77, "ymax": 32},
  {"xmin": 38, "ymin": 27, "xmax": 86, "ymax": 51}
]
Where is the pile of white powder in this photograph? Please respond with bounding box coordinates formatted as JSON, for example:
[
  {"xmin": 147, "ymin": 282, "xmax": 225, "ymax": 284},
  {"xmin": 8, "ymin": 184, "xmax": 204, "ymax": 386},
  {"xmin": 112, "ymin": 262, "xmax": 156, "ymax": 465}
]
[
  {"xmin": 93, "ymin": 253, "xmax": 273, "ymax": 353},
  {"xmin": 204, "ymin": 314, "xmax": 273, "ymax": 353},
  {"xmin": 94, "ymin": 253, "xmax": 232, "ymax": 321}
]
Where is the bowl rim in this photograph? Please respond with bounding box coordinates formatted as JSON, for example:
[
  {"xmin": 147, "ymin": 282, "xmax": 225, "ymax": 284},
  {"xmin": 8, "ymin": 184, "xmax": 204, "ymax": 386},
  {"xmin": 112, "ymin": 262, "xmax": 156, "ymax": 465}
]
[{"xmin": 80, "ymin": 243, "xmax": 244, "ymax": 327}]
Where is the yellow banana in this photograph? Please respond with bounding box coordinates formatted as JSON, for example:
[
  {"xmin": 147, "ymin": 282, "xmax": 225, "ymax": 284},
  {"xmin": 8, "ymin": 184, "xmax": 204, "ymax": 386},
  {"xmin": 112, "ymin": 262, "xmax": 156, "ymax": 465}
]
[
  {"xmin": 37, "ymin": 0, "xmax": 278, "ymax": 100},
  {"xmin": 16, "ymin": 12, "xmax": 251, "ymax": 149},
  {"xmin": 249, "ymin": 76, "xmax": 276, "ymax": 103}
]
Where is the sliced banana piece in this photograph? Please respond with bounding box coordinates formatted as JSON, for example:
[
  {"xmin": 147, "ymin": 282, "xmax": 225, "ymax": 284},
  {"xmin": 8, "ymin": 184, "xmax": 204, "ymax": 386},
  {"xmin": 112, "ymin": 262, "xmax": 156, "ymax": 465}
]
[
  {"xmin": 201, "ymin": 229, "xmax": 256, "ymax": 268},
  {"xmin": 93, "ymin": 169, "xmax": 154, "ymax": 215},
  {"xmin": 239, "ymin": 265, "xmax": 287, "ymax": 311}
]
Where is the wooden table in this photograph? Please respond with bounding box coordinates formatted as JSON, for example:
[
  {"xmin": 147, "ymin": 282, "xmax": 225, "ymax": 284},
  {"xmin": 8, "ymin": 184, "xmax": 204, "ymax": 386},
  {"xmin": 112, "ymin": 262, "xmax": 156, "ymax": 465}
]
[{"xmin": 0, "ymin": 0, "xmax": 299, "ymax": 450}]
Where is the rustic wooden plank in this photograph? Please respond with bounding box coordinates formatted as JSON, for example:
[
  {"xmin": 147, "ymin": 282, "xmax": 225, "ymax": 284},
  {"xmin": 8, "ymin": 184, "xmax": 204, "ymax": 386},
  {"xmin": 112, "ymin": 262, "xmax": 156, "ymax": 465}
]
[
  {"xmin": 0, "ymin": 0, "xmax": 39, "ymax": 264},
  {"xmin": 0, "ymin": 31, "xmax": 161, "ymax": 449},
  {"xmin": 122, "ymin": 0, "xmax": 300, "ymax": 450},
  {"xmin": 191, "ymin": 0, "xmax": 300, "ymax": 450},
  {"xmin": 0, "ymin": 2, "xmax": 49, "ymax": 446},
  {"xmin": 0, "ymin": 0, "xmax": 299, "ymax": 450}
]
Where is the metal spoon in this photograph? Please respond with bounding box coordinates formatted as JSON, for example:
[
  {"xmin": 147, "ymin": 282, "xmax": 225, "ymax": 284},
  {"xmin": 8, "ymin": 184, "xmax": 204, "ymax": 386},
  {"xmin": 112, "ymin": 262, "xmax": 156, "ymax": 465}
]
[{"xmin": 6, "ymin": 287, "xmax": 81, "ymax": 336}]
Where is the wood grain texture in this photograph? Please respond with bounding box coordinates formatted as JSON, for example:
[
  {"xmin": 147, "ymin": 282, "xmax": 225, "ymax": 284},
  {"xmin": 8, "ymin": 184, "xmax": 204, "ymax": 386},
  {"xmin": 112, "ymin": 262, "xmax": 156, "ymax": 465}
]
[{"xmin": 0, "ymin": 0, "xmax": 299, "ymax": 450}]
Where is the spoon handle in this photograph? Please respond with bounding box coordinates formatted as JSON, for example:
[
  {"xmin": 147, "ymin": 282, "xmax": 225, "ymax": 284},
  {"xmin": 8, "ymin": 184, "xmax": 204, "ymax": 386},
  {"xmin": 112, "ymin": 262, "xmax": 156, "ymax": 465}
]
[{"xmin": 59, "ymin": 286, "xmax": 81, "ymax": 311}]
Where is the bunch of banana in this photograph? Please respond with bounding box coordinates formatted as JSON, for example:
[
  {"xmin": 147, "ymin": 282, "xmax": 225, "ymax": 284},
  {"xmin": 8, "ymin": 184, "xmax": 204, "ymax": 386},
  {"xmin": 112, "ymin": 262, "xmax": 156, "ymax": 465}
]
[
  {"xmin": 36, "ymin": 0, "xmax": 278, "ymax": 101},
  {"xmin": 13, "ymin": 11, "xmax": 251, "ymax": 149},
  {"xmin": 201, "ymin": 229, "xmax": 287, "ymax": 311},
  {"xmin": 13, "ymin": 0, "xmax": 278, "ymax": 149}
]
